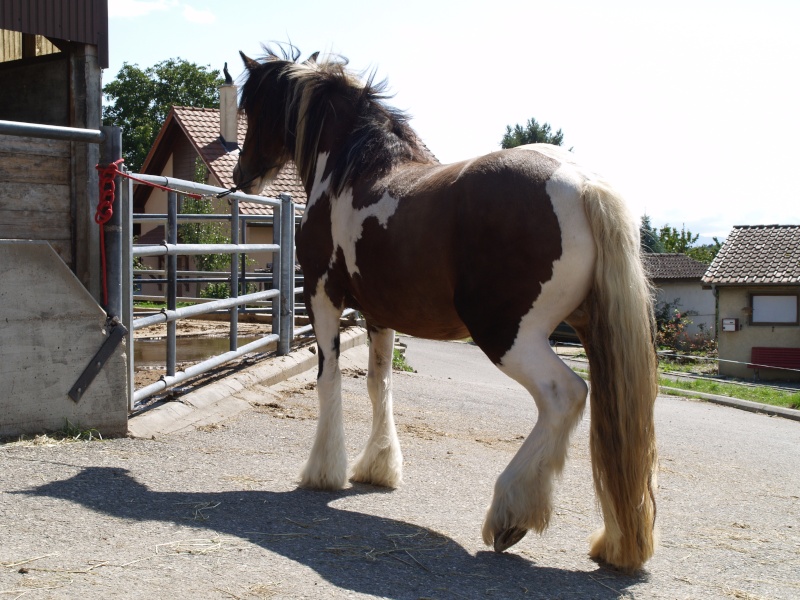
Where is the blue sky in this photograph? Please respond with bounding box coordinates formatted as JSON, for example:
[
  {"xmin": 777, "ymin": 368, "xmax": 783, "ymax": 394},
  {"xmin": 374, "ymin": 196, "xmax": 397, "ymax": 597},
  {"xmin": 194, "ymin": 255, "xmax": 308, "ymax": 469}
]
[{"xmin": 107, "ymin": 0, "xmax": 800, "ymax": 244}]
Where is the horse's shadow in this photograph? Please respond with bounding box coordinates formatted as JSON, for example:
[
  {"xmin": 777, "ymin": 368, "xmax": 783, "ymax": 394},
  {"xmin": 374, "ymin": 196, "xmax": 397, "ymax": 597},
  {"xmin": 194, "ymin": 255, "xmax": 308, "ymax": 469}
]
[{"xmin": 17, "ymin": 467, "xmax": 646, "ymax": 599}]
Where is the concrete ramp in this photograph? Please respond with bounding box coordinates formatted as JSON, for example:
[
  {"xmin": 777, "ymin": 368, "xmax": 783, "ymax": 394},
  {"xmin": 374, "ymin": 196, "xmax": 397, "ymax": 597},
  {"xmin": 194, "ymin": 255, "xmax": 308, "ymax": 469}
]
[{"xmin": 0, "ymin": 240, "xmax": 127, "ymax": 437}]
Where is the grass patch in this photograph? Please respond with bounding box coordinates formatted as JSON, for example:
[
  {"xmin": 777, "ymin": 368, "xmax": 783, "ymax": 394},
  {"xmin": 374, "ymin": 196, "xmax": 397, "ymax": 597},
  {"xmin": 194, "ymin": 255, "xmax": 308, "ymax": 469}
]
[
  {"xmin": 565, "ymin": 355, "xmax": 799, "ymax": 410},
  {"xmin": 5, "ymin": 419, "xmax": 104, "ymax": 446},
  {"xmin": 135, "ymin": 300, "xmax": 193, "ymax": 309},
  {"xmin": 658, "ymin": 376, "xmax": 800, "ymax": 409},
  {"xmin": 392, "ymin": 349, "xmax": 415, "ymax": 372}
]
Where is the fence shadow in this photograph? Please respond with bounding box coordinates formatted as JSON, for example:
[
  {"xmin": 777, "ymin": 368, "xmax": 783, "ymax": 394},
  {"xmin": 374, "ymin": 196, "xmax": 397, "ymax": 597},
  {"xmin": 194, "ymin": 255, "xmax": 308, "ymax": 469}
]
[{"xmin": 17, "ymin": 467, "xmax": 647, "ymax": 599}]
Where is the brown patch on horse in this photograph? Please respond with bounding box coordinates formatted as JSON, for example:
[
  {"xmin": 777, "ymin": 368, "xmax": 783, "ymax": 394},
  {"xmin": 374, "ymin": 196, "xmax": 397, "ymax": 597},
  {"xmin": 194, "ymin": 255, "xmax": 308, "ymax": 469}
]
[
  {"xmin": 450, "ymin": 149, "xmax": 563, "ymax": 364},
  {"xmin": 324, "ymin": 148, "xmax": 563, "ymax": 357}
]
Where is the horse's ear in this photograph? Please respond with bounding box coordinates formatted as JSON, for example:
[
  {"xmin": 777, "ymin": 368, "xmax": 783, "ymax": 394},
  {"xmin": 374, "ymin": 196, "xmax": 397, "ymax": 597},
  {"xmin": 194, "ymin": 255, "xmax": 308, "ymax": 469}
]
[
  {"xmin": 239, "ymin": 51, "xmax": 259, "ymax": 70},
  {"xmin": 304, "ymin": 52, "xmax": 320, "ymax": 65}
]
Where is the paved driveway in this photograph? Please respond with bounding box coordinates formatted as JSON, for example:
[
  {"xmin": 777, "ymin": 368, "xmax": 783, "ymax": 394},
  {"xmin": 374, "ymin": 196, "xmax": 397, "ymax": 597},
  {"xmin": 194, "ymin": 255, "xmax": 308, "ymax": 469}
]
[{"xmin": 1, "ymin": 337, "xmax": 798, "ymax": 599}]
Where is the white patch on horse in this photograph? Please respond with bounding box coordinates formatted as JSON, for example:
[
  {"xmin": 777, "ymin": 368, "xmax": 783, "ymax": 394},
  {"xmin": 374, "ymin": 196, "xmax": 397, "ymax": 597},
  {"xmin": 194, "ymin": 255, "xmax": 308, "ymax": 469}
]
[
  {"xmin": 483, "ymin": 157, "xmax": 596, "ymax": 547},
  {"xmin": 299, "ymin": 273, "xmax": 347, "ymax": 489},
  {"xmin": 505, "ymin": 158, "xmax": 596, "ymax": 356},
  {"xmin": 301, "ymin": 152, "xmax": 331, "ymax": 227},
  {"xmin": 329, "ymin": 188, "xmax": 400, "ymax": 276}
]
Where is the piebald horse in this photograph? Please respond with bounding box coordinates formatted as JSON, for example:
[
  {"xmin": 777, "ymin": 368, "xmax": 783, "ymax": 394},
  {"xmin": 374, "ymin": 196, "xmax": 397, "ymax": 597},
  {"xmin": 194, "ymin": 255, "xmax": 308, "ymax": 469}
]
[{"xmin": 233, "ymin": 47, "xmax": 658, "ymax": 572}]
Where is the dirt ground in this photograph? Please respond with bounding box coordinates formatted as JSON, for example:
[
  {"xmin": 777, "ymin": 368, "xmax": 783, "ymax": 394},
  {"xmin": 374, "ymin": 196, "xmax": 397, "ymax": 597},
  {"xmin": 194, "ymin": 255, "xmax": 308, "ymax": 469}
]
[
  {"xmin": 1, "ymin": 339, "xmax": 799, "ymax": 599},
  {"xmin": 133, "ymin": 318, "xmax": 270, "ymax": 340}
]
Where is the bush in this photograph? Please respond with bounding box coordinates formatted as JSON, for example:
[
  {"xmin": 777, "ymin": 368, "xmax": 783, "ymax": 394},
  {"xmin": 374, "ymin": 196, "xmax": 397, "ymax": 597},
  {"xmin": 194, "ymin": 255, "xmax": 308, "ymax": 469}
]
[
  {"xmin": 655, "ymin": 300, "xmax": 717, "ymax": 355},
  {"xmin": 200, "ymin": 283, "xmax": 231, "ymax": 299},
  {"xmin": 200, "ymin": 282, "xmax": 259, "ymax": 300}
]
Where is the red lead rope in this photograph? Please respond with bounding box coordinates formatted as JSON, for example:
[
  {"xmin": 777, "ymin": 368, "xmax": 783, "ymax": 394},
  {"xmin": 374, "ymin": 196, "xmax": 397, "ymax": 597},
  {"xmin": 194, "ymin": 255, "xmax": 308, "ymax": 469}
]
[{"xmin": 95, "ymin": 159, "xmax": 203, "ymax": 307}]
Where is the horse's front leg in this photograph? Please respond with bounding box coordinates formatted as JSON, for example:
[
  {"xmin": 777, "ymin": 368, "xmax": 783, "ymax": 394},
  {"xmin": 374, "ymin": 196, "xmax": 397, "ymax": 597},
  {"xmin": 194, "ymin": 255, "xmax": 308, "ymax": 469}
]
[
  {"xmin": 351, "ymin": 325, "xmax": 403, "ymax": 487},
  {"xmin": 299, "ymin": 286, "xmax": 346, "ymax": 490}
]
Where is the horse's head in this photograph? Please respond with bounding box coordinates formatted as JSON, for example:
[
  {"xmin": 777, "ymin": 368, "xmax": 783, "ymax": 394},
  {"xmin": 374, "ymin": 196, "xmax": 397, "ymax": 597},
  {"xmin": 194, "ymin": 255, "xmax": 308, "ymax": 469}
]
[{"xmin": 233, "ymin": 51, "xmax": 295, "ymax": 195}]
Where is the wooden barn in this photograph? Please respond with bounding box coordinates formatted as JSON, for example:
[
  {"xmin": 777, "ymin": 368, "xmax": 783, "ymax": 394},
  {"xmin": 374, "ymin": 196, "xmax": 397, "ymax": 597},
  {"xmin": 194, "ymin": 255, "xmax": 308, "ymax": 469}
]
[
  {"xmin": 0, "ymin": 0, "xmax": 108, "ymax": 294},
  {"xmin": 0, "ymin": 0, "xmax": 128, "ymax": 437}
]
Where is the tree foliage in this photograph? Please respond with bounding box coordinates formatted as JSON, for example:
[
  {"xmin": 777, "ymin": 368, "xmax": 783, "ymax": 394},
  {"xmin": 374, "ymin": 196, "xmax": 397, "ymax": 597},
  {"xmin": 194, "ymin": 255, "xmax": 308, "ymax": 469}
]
[
  {"xmin": 501, "ymin": 117, "xmax": 565, "ymax": 148},
  {"xmin": 102, "ymin": 58, "xmax": 223, "ymax": 172},
  {"xmin": 179, "ymin": 158, "xmax": 230, "ymax": 272},
  {"xmin": 640, "ymin": 215, "xmax": 665, "ymax": 253},
  {"xmin": 658, "ymin": 224, "xmax": 699, "ymax": 254},
  {"xmin": 640, "ymin": 216, "xmax": 723, "ymax": 264}
]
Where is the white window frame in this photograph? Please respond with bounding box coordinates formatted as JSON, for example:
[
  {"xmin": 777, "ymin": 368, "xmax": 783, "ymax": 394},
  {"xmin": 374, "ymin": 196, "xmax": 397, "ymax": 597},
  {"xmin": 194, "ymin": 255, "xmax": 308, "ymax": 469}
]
[{"xmin": 750, "ymin": 293, "xmax": 799, "ymax": 326}]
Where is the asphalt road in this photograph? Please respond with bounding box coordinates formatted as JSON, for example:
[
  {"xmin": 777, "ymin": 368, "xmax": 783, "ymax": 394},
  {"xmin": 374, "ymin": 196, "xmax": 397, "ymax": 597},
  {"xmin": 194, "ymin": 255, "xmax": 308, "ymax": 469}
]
[{"xmin": 1, "ymin": 337, "xmax": 798, "ymax": 599}]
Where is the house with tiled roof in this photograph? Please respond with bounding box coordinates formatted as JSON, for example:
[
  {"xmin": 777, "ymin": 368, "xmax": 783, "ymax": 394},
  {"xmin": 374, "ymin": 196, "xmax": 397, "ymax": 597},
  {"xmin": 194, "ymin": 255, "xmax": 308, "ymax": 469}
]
[
  {"xmin": 134, "ymin": 78, "xmax": 307, "ymax": 275},
  {"xmin": 702, "ymin": 225, "xmax": 800, "ymax": 381},
  {"xmin": 642, "ymin": 253, "xmax": 715, "ymax": 335}
]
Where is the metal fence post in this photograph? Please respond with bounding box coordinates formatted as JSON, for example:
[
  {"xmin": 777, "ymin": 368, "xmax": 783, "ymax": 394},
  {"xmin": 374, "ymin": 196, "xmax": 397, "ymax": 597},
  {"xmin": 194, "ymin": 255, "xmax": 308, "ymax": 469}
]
[
  {"xmin": 278, "ymin": 193, "xmax": 295, "ymax": 355},
  {"xmin": 121, "ymin": 176, "xmax": 135, "ymax": 410},
  {"xmin": 272, "ymin": 208, "xmax": 281, "ymax": 340},
  {"xmin": 166, "ymin": 191, "xmax": 178, "ymax": 377},
  {"xmin": 100, "ymin": 126, "xmax": 123, "ymax": 319},
  {"xmin": 230, "ymin": 197, "xmax": 240, "ymax": 351}
]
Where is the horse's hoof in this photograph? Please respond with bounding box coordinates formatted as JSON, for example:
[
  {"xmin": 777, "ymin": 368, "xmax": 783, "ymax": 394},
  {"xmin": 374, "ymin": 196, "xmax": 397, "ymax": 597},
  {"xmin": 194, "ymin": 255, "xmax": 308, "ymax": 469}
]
[{"xmin": 493, "ymin": 527, "xmax": 528, "ymax": 552}]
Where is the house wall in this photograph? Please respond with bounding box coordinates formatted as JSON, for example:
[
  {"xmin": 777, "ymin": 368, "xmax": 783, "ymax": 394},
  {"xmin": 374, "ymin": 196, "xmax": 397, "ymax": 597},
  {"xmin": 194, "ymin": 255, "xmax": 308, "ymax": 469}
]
[
  {"xmin": 140, "ymin": 155, "xmax": 171, "ymax": 243},
  {"xmin": 717, "ymin": 285, "xmax": 800, "ymax": 381},
  {"xmin": 655, "ymin": 280, "xmax": 715, "ymax": 335},
  {"xmin": 244, "ymin": 224, "xmax": 275, "ymax": 272},
  {"xmin": 137, "ymin": 160, "xmax": 278, "ymax": 293}
]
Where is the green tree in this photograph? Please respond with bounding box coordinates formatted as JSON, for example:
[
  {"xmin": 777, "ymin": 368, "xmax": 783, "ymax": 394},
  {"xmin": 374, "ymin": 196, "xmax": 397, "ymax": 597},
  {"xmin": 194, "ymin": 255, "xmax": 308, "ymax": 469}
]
[
  {"xmin": 179, "ymin": 158, "xmax": 230, "ymax": 272},
  {"xmin": 102, "ymin": 58, "xmax": 223, "ymax": 171},
  {"xmin": 640, "ymin": 214, "xmax": 665, "ymax": 253},
  {"xmin": 658, "ymin": 223, "xmax": 723, "ymax": 264},
  {"xmin": 501, "ymin": 117, "xmax": 565, "ymax": 148},
  {"xmin": 658, "ymin": 224, "xmax": 699, "ymax": 254},
  {"xmin": 685, "ymin": 238, "xmax": 723, "ymax": 264}
]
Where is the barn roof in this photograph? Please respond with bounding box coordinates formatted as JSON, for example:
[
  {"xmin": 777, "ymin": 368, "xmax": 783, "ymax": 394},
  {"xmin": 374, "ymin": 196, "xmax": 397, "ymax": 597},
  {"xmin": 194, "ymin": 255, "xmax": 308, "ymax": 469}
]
[
  {"xmin": 702, "ymin": 225, "xmax": 800, "ymax": 285},
  {"xmin": 0, "ymin": 0, "xmax": 109, "ymax": 68}
]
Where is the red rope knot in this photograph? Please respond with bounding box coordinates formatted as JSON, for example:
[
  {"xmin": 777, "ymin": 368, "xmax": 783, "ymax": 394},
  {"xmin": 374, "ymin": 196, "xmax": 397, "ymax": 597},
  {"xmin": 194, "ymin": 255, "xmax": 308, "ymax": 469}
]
[
  {"xmin": 93, "ymin": 158, "xmax": 203, "ymax": 308},
  {"xmin": 95, "ymin": 158, "xmax": 125, "ymax": 225}
]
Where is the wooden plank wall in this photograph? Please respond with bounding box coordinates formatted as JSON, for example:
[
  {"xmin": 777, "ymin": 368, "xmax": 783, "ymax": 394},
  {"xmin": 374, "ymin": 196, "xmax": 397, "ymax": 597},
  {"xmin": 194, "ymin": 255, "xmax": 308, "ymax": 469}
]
[
  {"xmin": 0, "ymin": 30, "xmax": 59, "ymax": 61},
  {"xmin": 0, "ymin": 133, "xmax": 73, "ymax": 265}
]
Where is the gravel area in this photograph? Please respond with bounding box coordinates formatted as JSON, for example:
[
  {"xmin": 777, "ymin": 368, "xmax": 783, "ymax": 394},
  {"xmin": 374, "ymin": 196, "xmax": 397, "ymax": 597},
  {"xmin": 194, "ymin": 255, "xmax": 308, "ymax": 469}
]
[{"xmin": 1, "ymin": 338, "xmax": 798, "ymax": 599}]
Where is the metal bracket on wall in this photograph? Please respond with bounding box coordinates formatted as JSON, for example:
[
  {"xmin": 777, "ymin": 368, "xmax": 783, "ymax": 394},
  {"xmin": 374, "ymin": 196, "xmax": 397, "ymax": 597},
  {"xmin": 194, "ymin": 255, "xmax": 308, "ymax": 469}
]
[{"xmin": 68, "ymin": 319, "xmax": 128, "ymax": 403}]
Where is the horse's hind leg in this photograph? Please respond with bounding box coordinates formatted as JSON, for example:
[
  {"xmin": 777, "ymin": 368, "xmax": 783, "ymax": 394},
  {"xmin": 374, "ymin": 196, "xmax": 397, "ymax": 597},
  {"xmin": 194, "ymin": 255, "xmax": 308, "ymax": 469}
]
[
  {"xmin": 481, "ymin": 334, "xmax": 588, "ymax": 551},
  {"xmin": 351, "ymin": 325, "xmax": 403, "ymax": 487},
  {"xmin": 299, "ymin": 284, "xmax": 347, "ymax": 490}
]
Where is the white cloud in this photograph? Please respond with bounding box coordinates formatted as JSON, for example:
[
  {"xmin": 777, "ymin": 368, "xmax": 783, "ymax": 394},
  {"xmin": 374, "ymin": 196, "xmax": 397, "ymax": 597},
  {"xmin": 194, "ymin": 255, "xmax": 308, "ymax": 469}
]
[
  {"xmin": 108, "ymin": 0, "xmax": 174, "ymax": 19},
  {"xmin": 182, "ymin": 4, "xmax": 217, "ymax": 25},
  {"xmin": 108, "ymin": 0, "xmax": 215, "ymax": 24}
]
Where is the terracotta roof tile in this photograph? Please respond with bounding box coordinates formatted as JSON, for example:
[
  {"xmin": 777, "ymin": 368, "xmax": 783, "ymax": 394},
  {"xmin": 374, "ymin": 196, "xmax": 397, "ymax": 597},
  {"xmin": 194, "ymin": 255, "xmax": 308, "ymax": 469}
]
[
  {"xmin": 702, "ymin": 225, "xmax": 800, "ymax": 285},
  {"xmin": 171, "ymin": 106, "xmax": 307, "ymax": 216},
  {"xmin": 641, "ymin": 253, "xmax": 708, "ymax": 280}
]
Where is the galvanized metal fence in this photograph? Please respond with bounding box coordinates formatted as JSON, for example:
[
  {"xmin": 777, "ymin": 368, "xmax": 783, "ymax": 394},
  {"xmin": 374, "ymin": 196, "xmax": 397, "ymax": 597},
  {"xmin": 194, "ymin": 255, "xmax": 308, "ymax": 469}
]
[
  {"xmin": 0, "ymin": 115, "xmax": 330, "ymax": 414},
  {"xmin": 123, "ymin": 174, "xmax": 315, "ymax": 409}
]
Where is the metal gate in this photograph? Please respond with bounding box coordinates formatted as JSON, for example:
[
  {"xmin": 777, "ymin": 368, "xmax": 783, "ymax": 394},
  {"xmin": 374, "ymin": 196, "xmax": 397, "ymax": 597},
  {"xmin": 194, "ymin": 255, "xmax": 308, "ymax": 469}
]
[{"xmin": 122, "ymin": 173, "xmax": 311, "ymax": 410}]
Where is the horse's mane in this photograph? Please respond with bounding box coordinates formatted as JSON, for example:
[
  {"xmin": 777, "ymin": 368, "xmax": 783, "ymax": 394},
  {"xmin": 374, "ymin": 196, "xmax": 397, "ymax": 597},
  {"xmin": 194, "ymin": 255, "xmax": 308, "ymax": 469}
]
[{"xmin": 240, "ymin": 45, "xmax": 438, "ymax": 195}]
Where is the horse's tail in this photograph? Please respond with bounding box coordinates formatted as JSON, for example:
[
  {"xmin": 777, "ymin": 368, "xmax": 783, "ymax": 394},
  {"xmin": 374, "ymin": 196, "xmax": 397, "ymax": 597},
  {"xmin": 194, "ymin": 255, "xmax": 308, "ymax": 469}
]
[{"xmin": 580, "ymin": 178, "xmax": 659, "ymax": 572}]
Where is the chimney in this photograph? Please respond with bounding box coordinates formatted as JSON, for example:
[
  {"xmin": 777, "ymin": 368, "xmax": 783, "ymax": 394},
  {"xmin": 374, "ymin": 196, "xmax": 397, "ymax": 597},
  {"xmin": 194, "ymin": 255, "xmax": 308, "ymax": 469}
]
[{"xmin": 219, "ymin": 62, "xmax": 239, "ymax": 151}]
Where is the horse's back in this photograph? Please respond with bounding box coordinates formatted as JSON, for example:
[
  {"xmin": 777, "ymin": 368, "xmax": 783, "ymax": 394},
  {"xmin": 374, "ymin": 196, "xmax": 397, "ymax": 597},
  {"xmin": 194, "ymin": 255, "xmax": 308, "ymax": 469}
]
[
  {"xmin": 440, "ymin": 146, "xmax": 595, "ymax": 360},
  {"xmin": 343, "ymin": 145, "xmax": 595, "ymax": 348}
]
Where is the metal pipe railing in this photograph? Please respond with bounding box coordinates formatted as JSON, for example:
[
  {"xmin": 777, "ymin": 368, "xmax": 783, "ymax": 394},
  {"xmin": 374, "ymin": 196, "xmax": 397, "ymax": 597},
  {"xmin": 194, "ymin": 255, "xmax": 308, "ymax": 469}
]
[
  {"xmin": 132, "ymin": 289, "xmax": 279, "ymax": 330},
  {"xmin": 130, "ymin": 173, "xmax": 281, "ymax": 207},
  {"xmin": 128, "ymin": 176, "xmax": 307, "ymax": 408},
  {"xmin": 133, "ymin": 334, "xmax": 280, "ymax": 403},
  {"xmin": 133, "ymin": 243, "xmax": 280, "ymax": 257},
  {"xmin": 0, "ymin": 119, "xmax": 106, "ymax": 143}
]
